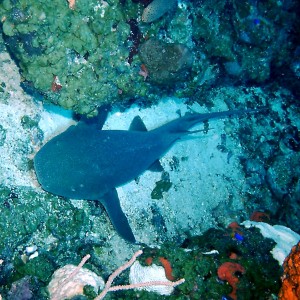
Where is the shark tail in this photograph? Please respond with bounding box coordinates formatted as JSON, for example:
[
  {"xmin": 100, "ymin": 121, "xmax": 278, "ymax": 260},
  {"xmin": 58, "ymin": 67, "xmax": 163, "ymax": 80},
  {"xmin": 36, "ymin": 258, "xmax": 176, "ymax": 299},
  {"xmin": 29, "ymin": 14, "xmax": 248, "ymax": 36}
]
[{"xmin": 163, "ymin": 107, "xmax": 266, "ymax": 135}]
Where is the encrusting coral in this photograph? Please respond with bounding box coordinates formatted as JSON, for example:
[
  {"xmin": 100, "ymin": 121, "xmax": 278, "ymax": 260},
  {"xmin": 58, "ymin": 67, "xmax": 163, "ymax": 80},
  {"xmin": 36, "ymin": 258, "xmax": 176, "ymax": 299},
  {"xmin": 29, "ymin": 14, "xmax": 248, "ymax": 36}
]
[
  {"xmin": 217, "ymin": 262, "xmax": 245, "ymax": 300},
  {"xmin": 278, "ymin": 242, "xmax": 300, "ymax": 300}
]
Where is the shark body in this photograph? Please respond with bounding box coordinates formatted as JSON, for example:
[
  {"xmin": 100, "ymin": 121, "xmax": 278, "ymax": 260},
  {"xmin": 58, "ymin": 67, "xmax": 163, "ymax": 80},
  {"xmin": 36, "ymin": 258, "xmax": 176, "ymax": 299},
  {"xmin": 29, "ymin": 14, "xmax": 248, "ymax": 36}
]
[{"xmin": 34, "ymin": 108, "xmax": 255, "ymax": 243}]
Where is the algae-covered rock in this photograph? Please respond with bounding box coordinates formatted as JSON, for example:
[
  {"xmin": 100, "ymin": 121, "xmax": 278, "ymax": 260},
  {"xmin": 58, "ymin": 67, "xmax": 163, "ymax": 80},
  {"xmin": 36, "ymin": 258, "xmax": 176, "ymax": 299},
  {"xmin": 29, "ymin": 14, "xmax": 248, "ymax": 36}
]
[
  {"xmin": 0, "ymin": 186, "xmax": 89, "ymax": 251},
  {"xmin": 14, "ymin": 253, "xmax": 56, "ymax": 283},
  {"xmin": 0, "ymin": 0, "xmax": 296, "ymax": 114},
  {"xmin": 0, "ymin": 0, "xmax": 133, "ymax": 115},
  {"xmin": 6, "ymin": 276, "xmax": 47, "ymax": 300},
  {"xmin": 139, "ymin": 39, "xmax": 193, "ymax": 85},
  {"xmin": 0, "ymin": 185, "xmax": 92, "ymax": 285}
]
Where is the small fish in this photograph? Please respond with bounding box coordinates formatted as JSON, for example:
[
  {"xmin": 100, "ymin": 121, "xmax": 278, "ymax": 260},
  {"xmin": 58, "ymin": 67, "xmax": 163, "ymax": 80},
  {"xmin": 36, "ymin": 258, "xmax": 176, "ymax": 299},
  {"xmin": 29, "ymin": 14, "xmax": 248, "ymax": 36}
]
[{"xmin": 142, "ymin": 0, "xmax": 177, "ymax": 23}]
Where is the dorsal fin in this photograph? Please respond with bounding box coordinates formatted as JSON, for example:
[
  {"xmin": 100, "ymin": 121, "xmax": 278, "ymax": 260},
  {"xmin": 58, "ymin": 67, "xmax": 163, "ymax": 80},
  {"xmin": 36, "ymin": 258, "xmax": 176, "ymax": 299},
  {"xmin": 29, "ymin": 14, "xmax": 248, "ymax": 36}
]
[
  {"xmin": 129, "ymin": 116, "xmax": 148, "ymax": 131},
  {"xmin": 129, "ymin": 116, "xmax": 163, "ymax": 172}
]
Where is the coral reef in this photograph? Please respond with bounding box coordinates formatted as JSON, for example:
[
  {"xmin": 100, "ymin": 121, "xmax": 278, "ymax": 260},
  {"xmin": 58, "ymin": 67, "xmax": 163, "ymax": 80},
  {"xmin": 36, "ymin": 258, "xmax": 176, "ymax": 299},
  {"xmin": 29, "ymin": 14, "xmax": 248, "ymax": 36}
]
[
  {"xmin": 114, "ymin": 225, "xmax": 282, "ymax": 299},
  {"xmin": 0, "ymin": 219, "xmax": 285, "ymax": 299},
  {"xmin": 0, "ymin": 0, "xmax": 298, "ymax": 115},
  {"xmin": 0, "ymin": 1, "xmax": 300, "ymax": 298},
  {"xmin": 191, "ymin": 0, "xmax": 297, "ymax": 83}
]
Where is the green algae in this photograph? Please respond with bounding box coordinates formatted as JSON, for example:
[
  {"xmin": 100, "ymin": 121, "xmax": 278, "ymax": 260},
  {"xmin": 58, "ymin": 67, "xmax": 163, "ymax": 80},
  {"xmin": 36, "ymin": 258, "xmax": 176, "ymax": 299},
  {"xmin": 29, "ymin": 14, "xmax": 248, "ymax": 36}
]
[
  {"xmin": 0, "ymin": 187, "xmax": 47, "ymax": 255},
  {"xmin": 0, "ymin": 186, "xmax": 88, "ymax": 253},
  {"xmin": 83, "ymin": 285, "xmax": 98, "ymax": 299},
  {"xmin": 151, "ymin": 180, "xmax": 172, "ymax": 200},
  {"xmin": 47, "ymin": 207, "xmax": 88, "ymax": 241},
  {"xmin": 20, "ymin": 115, "xmax": 39, "ymax": 129},
  {"xmin": 0, "ymin": 81, "xmax": 5, "ymax": 92},
  {"xmin": 0, "ymin": 185, "xmax": 93, "ymax": 290},
  {"xmin": 151, "ymin": 172, "xmax": 173, "ymax": 200},
  {"xmin": 13, "ymin": 253, "xmax": 55, "ymax": 283}
]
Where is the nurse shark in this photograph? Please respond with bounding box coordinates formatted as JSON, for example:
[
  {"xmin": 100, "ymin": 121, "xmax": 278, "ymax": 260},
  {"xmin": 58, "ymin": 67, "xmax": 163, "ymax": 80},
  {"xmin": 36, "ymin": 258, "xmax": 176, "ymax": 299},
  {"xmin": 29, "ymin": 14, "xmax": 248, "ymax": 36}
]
[{"xmin": 34, "ymin": 107, "xmax": 259, "ymax": 243}]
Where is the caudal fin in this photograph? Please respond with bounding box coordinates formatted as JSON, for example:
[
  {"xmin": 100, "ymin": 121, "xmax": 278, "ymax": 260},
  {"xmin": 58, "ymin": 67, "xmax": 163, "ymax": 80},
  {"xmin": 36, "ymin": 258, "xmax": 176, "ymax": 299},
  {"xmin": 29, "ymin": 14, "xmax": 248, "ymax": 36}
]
[{"xmin": 162, "ymin": 107, "xmax": 267, "ymax": 135}]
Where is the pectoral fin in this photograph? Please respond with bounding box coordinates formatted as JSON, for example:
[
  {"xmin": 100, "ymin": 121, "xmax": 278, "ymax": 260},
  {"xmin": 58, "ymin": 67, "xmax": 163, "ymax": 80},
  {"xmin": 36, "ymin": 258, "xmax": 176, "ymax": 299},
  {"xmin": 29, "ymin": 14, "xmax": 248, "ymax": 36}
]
[
  {"xmin": 101, "ymin": 189, "xmax": 136, "ymax": 243},
  {"xmin": 148, "ymin": 160, "xmax": 164, "ymax": 172}
]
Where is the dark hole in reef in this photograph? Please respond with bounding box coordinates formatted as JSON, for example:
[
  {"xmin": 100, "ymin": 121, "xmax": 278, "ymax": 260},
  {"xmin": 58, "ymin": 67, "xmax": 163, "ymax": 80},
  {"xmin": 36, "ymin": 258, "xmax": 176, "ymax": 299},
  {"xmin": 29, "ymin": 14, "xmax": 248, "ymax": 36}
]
[
  {"xmin": 83, "ymin": 52, "xmax": 89, "ymax": 60},
  {"xmin": 3, "ymin": 201, "xmax": 11, "ymax": 209},
  {"xmin": 127, "ymin": 19, "xmax": 142, "ymax": 65},
  {"xmin": 203, "ymin": 271, "xmax": 212, "ymax": 281},
  {"xmin": 130, "ymin": 0, "xmax": 152, "ymax": 6},
  {"xmin": 226, "ymin": 246, "xmax": 243, "ymax": 258},
  {"xmin": 234, "ymin": 270, "xmax": 244, "ymax": 278},
  {"xmin": 181, "ymin": 238, "xmax": 191, "ymax": 248}
]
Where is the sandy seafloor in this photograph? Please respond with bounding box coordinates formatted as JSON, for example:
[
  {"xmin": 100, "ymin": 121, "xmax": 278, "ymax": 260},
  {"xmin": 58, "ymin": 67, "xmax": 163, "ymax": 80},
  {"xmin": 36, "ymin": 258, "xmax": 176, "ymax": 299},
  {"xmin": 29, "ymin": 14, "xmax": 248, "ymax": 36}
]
[{"xmin": 0, "ymin": 43, "xmax": 299, "ymax": 279}]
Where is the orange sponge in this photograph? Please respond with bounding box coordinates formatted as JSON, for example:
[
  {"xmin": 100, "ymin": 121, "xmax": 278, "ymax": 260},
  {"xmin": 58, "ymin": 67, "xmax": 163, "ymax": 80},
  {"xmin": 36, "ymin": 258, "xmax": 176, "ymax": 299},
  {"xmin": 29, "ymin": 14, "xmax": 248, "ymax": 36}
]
[{"xmin": 279, "ymin": 242, "xmax": 300, "ymax": 300}]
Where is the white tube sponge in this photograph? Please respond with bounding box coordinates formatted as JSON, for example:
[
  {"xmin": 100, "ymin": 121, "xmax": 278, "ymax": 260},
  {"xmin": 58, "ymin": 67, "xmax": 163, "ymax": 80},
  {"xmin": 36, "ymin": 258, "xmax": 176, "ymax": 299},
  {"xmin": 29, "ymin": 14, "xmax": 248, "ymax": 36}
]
[
  {"xmin": 242, "ymin": 220, "xmax": 300, "ymax": 265},
  {"xmin": 129, "ymin": 261, "xmax": 174, "ymax": 295},
  {"xmin": 142, "ymin": 0, "xmax": 177, "ymax": 23}
]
